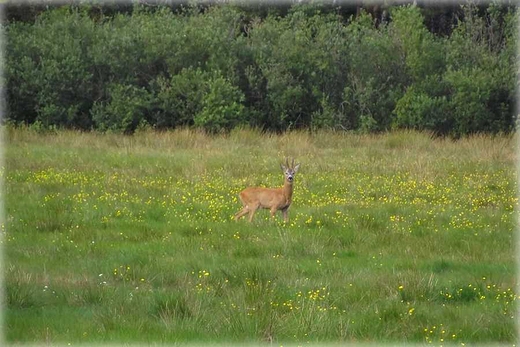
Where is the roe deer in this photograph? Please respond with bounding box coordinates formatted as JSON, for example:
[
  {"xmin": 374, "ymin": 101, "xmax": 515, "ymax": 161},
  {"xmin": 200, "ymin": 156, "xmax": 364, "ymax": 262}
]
[{"xmin": 234, "ymin": 158, "xmax": 300, "ymax": 223}]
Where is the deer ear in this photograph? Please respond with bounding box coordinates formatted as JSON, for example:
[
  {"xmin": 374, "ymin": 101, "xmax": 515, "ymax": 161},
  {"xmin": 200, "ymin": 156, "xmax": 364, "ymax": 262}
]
[
  {"xmin": 294, "ymin": 163, "xmax": 300, "ymax": 173},
  {"xmin": 280, "ymin": 164, "xmax": 287, "ymax": 171}
]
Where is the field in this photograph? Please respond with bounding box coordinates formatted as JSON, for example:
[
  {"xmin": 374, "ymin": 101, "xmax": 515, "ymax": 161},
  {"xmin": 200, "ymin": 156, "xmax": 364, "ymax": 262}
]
[{"xmin": 3, "ymin": 127, "xmax": 518, "ymax": 345}]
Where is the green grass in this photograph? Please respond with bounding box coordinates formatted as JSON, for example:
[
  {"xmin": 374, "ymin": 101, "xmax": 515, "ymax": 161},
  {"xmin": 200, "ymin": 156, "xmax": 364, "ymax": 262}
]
[{"xmin": 3, "ymin": 126, "xmax": 518, "ymax": 345}]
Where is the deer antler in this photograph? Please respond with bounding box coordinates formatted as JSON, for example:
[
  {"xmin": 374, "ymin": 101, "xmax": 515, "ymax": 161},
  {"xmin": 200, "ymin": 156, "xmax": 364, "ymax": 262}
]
[{"xmin": 291, "ymin": 158, "xmax": 295, "ymax": 169}]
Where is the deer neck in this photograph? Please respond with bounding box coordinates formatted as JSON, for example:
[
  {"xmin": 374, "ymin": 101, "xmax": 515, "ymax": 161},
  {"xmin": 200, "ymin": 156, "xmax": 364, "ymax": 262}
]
[{"xmin": 283, "ymin": 180, "xmax": 294, "ymax": 203}]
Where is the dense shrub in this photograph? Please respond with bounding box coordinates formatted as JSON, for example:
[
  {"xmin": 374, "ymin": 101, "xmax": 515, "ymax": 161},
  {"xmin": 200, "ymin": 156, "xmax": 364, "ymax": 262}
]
[
  {"xmin": 342, "ymin": 11, "xmax": 407, "ymax": 132},
  {"xmin": 442, "ymin": 4, "xmax": 517, "ymax": 136},
  {"xmin": 392, "ymin": 4, "xmax": 517, "ymax": 136},
  {"xmin": 194, "ymin": 74, "xmax": 245, "ymax": 133},
  {"xmin": 390, "ymin": 5, "xmax": 451, "ymax": 134},
  {"xmin": 5, "ymin": 7, "xmax": 96, "ymax": 129},
  {"xmin": 151, "ymin": 68, "xmax": 207, "ymax": 129},
  {"xmin": 394, "ymin": 84, "xmax": 452, "ymax": 134},
  {"xmin": 4, "ymin": 2, "xmax": 517, "ymax": 136},
  {"xmin": 246, "ymin": 4, "xmax": 347, "ymax": 131},
  {"xmin": 91, "ymin": 83, "xmax": 153, "ymax": 133}
]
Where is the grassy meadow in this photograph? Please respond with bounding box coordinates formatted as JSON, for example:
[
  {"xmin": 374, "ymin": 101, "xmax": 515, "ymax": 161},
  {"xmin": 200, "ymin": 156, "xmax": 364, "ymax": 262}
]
[{"xmin": 3, "ymin": 127, "xmax": 518, "ymax": 345}]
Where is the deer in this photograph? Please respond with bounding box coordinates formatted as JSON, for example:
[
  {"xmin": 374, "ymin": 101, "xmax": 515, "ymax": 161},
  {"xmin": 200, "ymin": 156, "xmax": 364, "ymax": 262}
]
[{"xmin": 234, "ymin": 158, "xmax": 300, "ymax": 223}]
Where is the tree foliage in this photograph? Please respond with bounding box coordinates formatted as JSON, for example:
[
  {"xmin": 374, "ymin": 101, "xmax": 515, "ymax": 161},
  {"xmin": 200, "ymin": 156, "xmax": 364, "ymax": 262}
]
[{"xmin": 4, "ymin": 2, "xmax": 518, "ymax": 136}]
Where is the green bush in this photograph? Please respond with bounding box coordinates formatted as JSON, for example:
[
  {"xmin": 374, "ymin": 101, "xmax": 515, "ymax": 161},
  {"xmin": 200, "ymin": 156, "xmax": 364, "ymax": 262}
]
[
  {"xmin": 247, "ymin": 4, "xmax": 347, "ymax": 130},
  {"xmin": 443, "ymin": 4, "xmax": 516, "ymax": 136},
  {"xmin": 5, "ymin": 7, "xmax": 95, "ymax": 129},
  {"xmin": 444, "ymin": 67, "xmax": 513, "ymax": 136},
  {"xmin": 390, "ymin": 5, "xmax": 445, "ymax": 83},
  {"xmin": 394, "ymin": 84, "xmax": 452, "ymax": 134},
  {"xmin": 151, "ymin": 68, "xmax": 208, "ymax": 129},
  {"xmin": 91, "ymin": 83, "xmax": 153, "ymax": 132},
  {"xmin": 392, "ymin": 4, "xmax": 516, "ymax": 136},
  {"xmin": 194, "ymin": 74, "xmax": 245, "ymax": 133},
  {"xmin": 342, "ymin": 11, "xmax": 407, "ymax": 132}
]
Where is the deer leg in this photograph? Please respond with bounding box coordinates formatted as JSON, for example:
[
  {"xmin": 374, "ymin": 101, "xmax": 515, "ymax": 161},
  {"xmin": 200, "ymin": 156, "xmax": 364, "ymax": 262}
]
[
  {"xmin": 282, "ymin": 207, "xmax": 289, "ymax": 223},
  {"xmin": 269, "ymin": 207, "xmax": 278, "ymax": 220},
  {"xmin": 248, "ymin": 204, "xmax": 260, "ymax": 222},
  {"xmin": 234, "ymin": 207, "xmax": 249, "ymax": 221}
]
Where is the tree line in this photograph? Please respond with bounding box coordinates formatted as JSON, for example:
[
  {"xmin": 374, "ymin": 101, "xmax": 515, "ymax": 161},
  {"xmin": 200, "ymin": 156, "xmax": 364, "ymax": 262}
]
[{"xmin": 5, "ymin": 1, "xmax": 518, "ymax": 136}]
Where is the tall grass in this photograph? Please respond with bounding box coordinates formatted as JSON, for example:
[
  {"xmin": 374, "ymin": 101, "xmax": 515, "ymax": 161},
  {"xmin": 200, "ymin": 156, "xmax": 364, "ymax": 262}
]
[{"xmin": 4, "ymin": 126, "xmax": 518, "ymax": 344}]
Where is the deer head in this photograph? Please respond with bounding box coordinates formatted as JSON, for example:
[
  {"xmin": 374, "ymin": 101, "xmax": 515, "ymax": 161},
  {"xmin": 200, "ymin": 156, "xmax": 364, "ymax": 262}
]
[{"xmin": 280, "ymin": 158, "xmax": 300, "ymax": 184}]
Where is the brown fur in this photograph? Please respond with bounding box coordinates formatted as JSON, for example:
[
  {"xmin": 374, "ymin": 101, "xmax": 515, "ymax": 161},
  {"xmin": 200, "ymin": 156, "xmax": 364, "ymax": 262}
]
[{"xmin": 234, "ymin": 159, "xmax": 300, "ymax": 222}]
